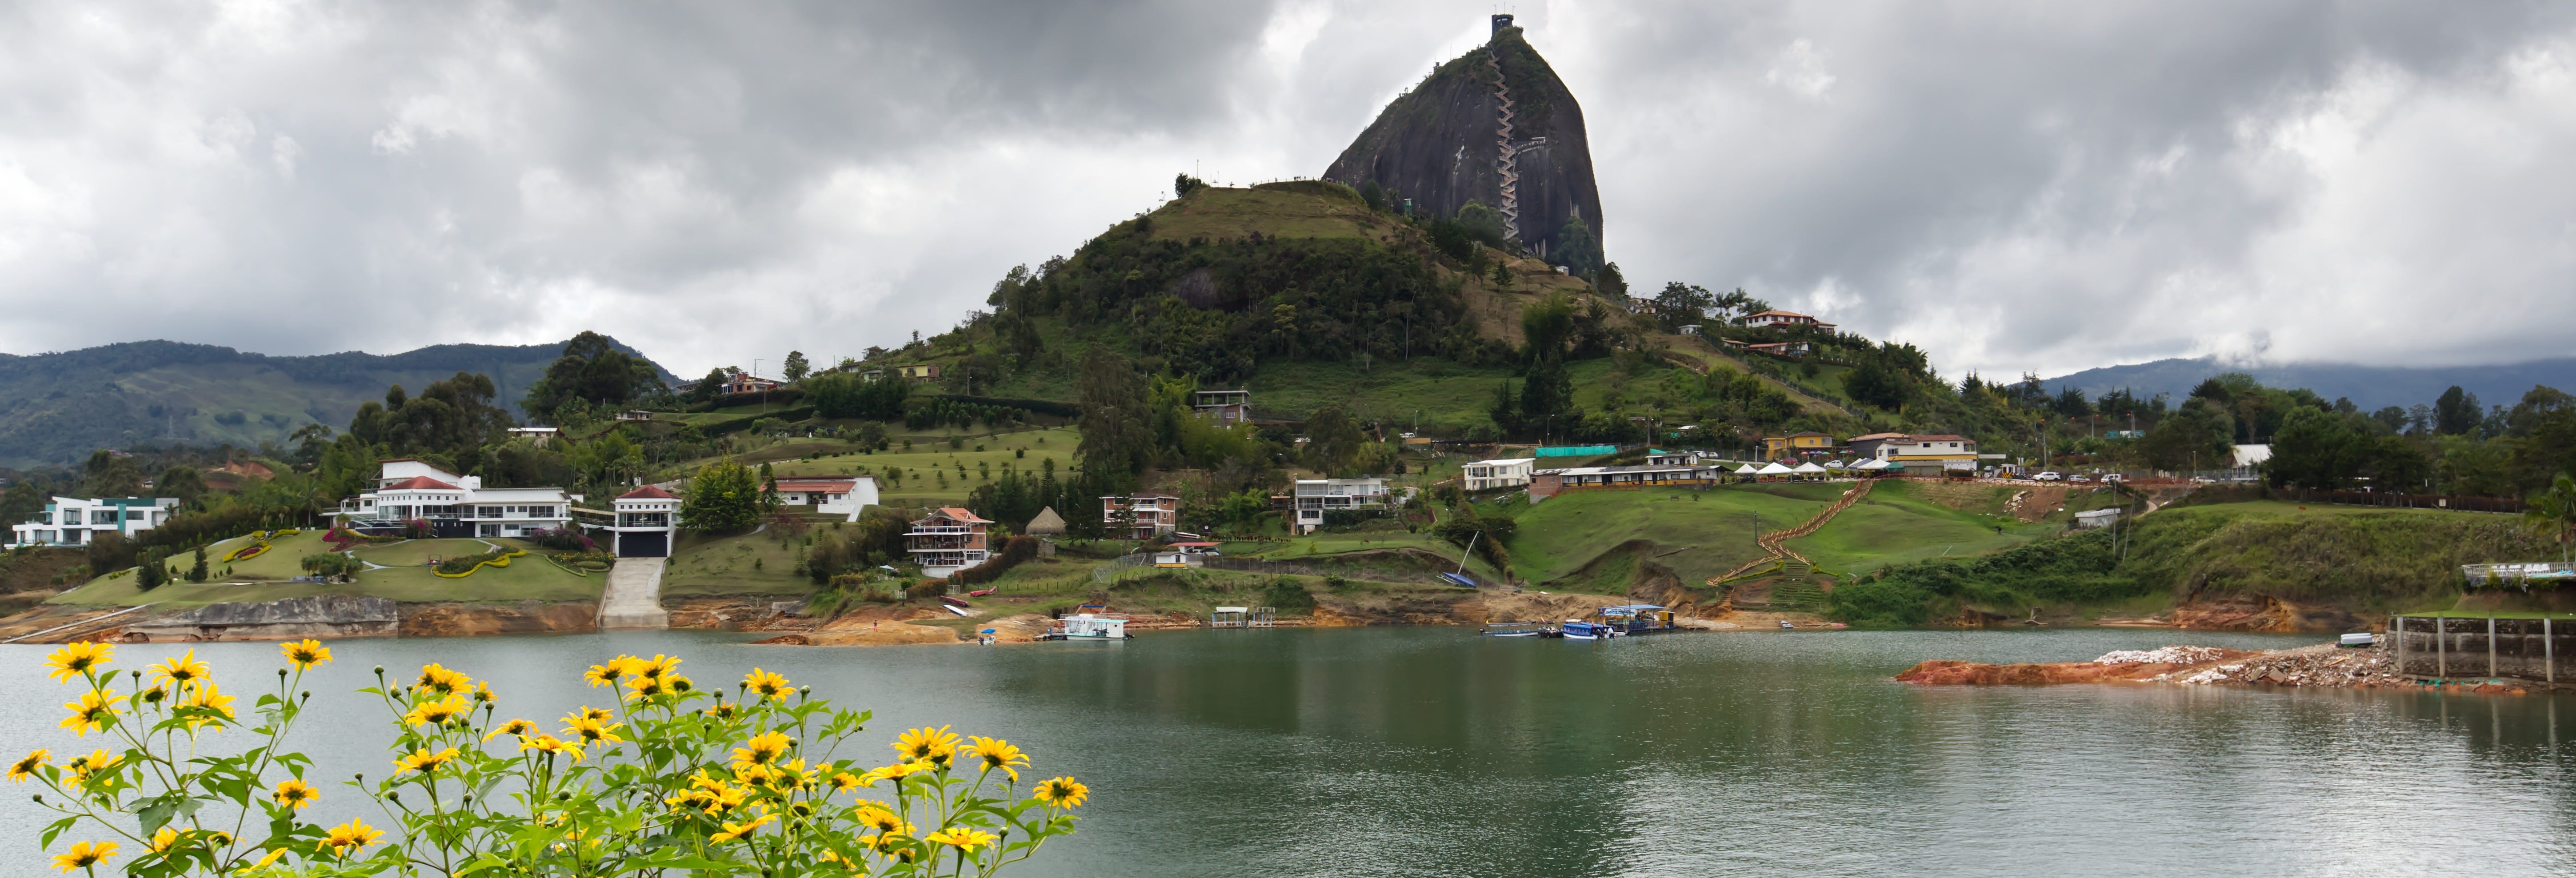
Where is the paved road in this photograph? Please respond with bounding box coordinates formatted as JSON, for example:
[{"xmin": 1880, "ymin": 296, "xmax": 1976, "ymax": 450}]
[{"xmin": 599, "ymin": 558, "xmax": 670, "ymax": 629}]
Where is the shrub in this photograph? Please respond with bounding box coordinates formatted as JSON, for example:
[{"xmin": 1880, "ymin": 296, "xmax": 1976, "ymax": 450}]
[
  {"xmin": 950, "ymin": 536, "xmax": 1040, "ymax": 587},
  {"xmin": 1263, "ymin": 577, "xmax": 1317, "ymax": 615},
  {"xmin": 23, "ymin": 643, "xmax": 1091, "ymax": 875},
  {"xmin": 524, "ymin": 527, "xmax": 597, "ymax": 552},
  {"xmin": 912, "ymin": 578, "xmax": 950, "ymax": 599}
]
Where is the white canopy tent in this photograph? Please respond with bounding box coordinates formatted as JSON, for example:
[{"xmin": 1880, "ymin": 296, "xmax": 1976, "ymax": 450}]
[
  {"xmin": 1792, "ymin": 462, "xmax": 1828, "ymax": 475},
  {"xmin": 1756, "ymin": 462, "xmax": 1795, "ymax": 476},
  {"xmin": 1734, "ymin": 463, "xmax": 1760, "ymax": 475},
  {"xmin": 1854, "ymin": 458, "xmax": 1890, "ymax": 471}
]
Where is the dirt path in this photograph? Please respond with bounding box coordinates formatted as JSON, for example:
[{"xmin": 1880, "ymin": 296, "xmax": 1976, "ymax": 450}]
[{"xmin": 1705, "ymin": 479, "xmax": 1876, "ymax": 585}]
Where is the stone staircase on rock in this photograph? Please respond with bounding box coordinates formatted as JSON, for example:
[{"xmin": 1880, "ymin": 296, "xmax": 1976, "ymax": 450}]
[
  {"xmin": 598, "ymin": 558, "xmax": 670, "ymax": 629},
  {"xmin": 1487, "ymin": 48, "xmax": 1520, "ymax": 240}
]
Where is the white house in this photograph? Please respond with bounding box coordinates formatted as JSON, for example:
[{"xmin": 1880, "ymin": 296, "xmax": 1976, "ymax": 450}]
[
  {"xmin": 772, "ymin": 476, "xmax": 880, "ymax": 521},
  {"xmin": 9, "ymin": 496, "xmax": 182, "ymax": 547},
  {"xmin": 1461, "ymin": 458, "xmax": 1536, "ymax": 491},
  {"xmin": 608, "ymin": 485, "xmax": 678, "ymax": 557},
  {"xmin": 907, "ymin": 507, "xmax": 992, "ymax": 578},
  {"xmin": 337, "ymin": 459, "xmax": 576, "ymax": 539},
  {"xmin": 1740, "ymin": 309, "xmax": 1838, "ymax": 331},
  {"xmin": 1872, "ymin": 435, "xmax": 1981, "ymax": 471},
  {"xmin": 1290, "ymin": 478, "xmax": 1391, "ymax": 533},
  {"xmin": 1101, "ymin": 495, "xmax": 1181, "ymax": 539}
]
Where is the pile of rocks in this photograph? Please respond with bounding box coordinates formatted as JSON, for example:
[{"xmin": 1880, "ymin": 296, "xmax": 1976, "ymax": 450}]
[
  {"xmin": 2143, "ymin": 644, "xmax": 2414, "ymax": 688},
  {"xmin": 2095, "ymin": 646, "xmax": 2230, "ymax": 666}
]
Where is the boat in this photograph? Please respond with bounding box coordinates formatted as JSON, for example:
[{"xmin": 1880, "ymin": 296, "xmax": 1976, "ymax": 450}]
[
  {"xmin": 1479, "ymin": 621, "xmax": 1552, "ymax": 637},
  {"xmin": 1040, "ymin": 613, "xmax": 1132, "ymax": 641},
  {"xmin": 942, "ymin": 604, "xmax": 971, "ymax": 617},
  {"xmin": 1561, "ymin": 619, "xmax": 1614, "ymax": 640},
  {"xmin": 941, "ymin": 595, "xmax": 971, "ymax": 608},
  {"xmin": 1595, "ymin": 604, "xmax": 1679, "ymax": 635},
  {"xmin": 968, "ymin": 588, "xmax": 996, "ymax": 597}
]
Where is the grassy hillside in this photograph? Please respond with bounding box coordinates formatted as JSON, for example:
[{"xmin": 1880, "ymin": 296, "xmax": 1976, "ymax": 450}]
[
  {"xmin": 50, "ymin": 535, "xmax": 599, "ymax": 607},
  {"xmin": 0, "ymin": 337, "xmax": 674, "ymax": 467},
  {"xmin": 1502, "ymin": 484, "xmax": 1840, "ymax": 585}
]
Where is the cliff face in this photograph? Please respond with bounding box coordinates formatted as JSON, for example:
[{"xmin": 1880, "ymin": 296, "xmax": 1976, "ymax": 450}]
[{"xmin": 1323, "ymin": 25, "xmax": 1602, "ymax": 263}]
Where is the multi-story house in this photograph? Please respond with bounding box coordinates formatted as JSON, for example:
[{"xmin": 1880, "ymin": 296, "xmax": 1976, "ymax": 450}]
[
  {"xmin": 1462, "ymin": 458, "xmax": 1536, "ymax": 491},
  {"xmin": 1871, "ymin": 434, "xmax": 1982, "ymax": 471},
  {"xmin": 907, "ymin": 507, "xmax": 992, "ymax": 577},
  {"xmin": 1192, "ymin": 390, "xmax": 1252, "ymax": 426},
  {"xmin": 1762, "ymin": 432, "xmax": 1840, "ymax": 459},
  {"xmin": 608, "ymin": 485, "xmax": 679, "ymax": 557},
  {"xmin": 1289, "ymin": 478, "xmax": 1390, "ymax": 534},
  {"xmin": 1100, "ymin": 495, "xmax": 1180, "ymax": 540},
  {"xmin": 9, "ymin": 496, "xmax": 181, "ymax": 547},
  {"xmin": 336, "ymin": 459, "xmax": 576, "ymax": 539}
]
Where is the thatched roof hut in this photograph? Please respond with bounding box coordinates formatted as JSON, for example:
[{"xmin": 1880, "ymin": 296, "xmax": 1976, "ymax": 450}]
[{"xmin": 1024, "ymin": 506, "xmax": 1068, "ymax": 537}]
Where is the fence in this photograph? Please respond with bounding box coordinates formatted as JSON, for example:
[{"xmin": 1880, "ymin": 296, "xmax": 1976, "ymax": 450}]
[{"xmin": 2389, "ymin": 615, "xmax": 2576, "ymax": 682}]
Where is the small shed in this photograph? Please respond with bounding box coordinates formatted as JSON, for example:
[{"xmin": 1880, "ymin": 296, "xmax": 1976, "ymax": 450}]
[
  {"xmin": 2075, "ymin": 508, "xmax": 2121, "ymax": 529},
  {"xmin": 1024, "ymin": 506, "xmax": 1068, "ymax": 537},
  {"xmin": 1212, "ymin": 607, "xmax": 1250, "ymax": 628}
]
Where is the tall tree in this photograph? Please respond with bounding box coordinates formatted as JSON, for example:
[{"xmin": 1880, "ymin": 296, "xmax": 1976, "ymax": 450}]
[
  {"xmin": 1074, "ymin": 349, "xmax": 1152, "ymax": 484},
  {"xmin": 1303, "ymin": 404, "xmax": 1368, "ymax": 475},
  {"xmin": 2140, "ymin": 401, "xmax": 2233, "ymax": 472},
  {"xmin": 81, "ymin": 451, "xmax": 142, "ymax": 497},
  {"xmin": 1594, "ymin": 262, "xmax": 1628, "ymax": 299},
  {"xmin": 1555, "ymin": 216, "xmax": 1602, "ymax": 279},
  {"xmin": 2435, "ymin": 386, "xmax": 2482, "ymax": 436},
  {"xmin": 2525, "ymin": 472, "xmax": 2576, "ymax": 563},
  {"xmin": 782, "ymin": 351, "xmax": 810, "ymax": 382},
  {"xmin": 680, "ymin": 459, "xmax": 761, "ymax": 533},
  {"xmin": 520, "ymin": 331, "xmax": 664, "ymax": 423}
]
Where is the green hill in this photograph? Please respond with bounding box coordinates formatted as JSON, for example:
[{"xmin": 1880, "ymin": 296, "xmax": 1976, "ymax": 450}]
[{"xmin": 0, "ymin": 337, "xmax": 675, "ymax": 467}]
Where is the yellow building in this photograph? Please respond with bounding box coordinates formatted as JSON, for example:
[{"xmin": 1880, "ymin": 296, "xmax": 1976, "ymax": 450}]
[{"xmin": 1762, "ymin": 431, "xmax": 1838, "ymax": 459}]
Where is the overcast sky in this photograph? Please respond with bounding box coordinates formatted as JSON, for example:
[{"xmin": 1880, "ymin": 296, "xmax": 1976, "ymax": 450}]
[{"xmin": 5, "ymin": 1, "xmax": 2574, "ymax": 382}]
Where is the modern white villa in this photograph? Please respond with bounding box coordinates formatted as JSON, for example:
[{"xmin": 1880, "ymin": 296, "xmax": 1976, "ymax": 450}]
[
  {"xmin": 9, "ymin": 496, "xmax": 182, "ymax": 547},
  {"xmin": 336, "ymin": 459, "xmax": 578, "ymax": 539},
  {"xmin": 1290, "ymin": 477, "xmax": 1391, "ymax": 533},
  {"xmin": 1461, "ymin": 458, "xmax": 1536, "ymax": 491},
  {"xmin": 772, "ymin": 476, "xmax": 880, "ymax": 521},
  {"xmin": 608, "ymin": 485, "xmax": 678, "ymax": 557}
]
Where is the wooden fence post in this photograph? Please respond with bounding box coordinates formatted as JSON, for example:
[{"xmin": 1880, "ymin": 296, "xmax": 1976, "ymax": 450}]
[
  {"xmin": 2548, "ymin": 617, "xmax": 2557, "ymax": 684},
  {"xmin": 2437, "ymin": 615, "xmax": 2448, "ymax": 677},
  {"xmin": 2489, "ymin": 616, "xmax": 2499, "ymax": 678},
  {"xmin": 2395, "ymin": 615, "xmax": 2407, "ymax": 676}
]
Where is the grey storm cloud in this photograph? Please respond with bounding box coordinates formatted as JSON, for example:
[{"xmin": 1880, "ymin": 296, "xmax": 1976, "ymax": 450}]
[{"xmin": 2, "ymin": 1, "xmax": 2573, "ymax": 381}]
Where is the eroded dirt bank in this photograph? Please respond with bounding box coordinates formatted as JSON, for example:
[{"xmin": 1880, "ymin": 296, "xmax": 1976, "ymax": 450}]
[{"xmin": 1897, "ymin": 643, "xmax": 2543, "ymax": 694}]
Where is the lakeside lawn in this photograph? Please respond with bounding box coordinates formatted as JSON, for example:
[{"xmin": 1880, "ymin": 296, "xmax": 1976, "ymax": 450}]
[
  {"xmin": 1783, "ymin": 482, "xmax": 2040, "ymax": 575},
  {"xmin": 663, "ymin": 529, "xmax": 814, "ymax": 597},
  {"xmin": 51, "ymin": 536, "xmax": 600, "ymax": 607},
  {"xmin": 1504, "ymin": 483, "xmax": 1844, "ymax": 586}
]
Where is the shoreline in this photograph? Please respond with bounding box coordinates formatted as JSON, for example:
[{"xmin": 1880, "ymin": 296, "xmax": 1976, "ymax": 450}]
[{"xmin": 1896, "ymin": 642, "xmax": 2561, "ymax": 695}]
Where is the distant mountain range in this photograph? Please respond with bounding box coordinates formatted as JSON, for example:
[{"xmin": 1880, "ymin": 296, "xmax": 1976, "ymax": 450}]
[
  {"xmin": 2044, "ymin": 356, "xmax": 2576, "ymax": 412},
  {"xmin": 0, "ymin": 338, "xmax": 675, "ymax": 468}
]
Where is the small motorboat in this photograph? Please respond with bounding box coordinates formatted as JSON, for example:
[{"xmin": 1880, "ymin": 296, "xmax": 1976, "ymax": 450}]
[
  {"xmin": 1480, "ymin": 621, "xmax": 1551, "ymax": 637},
  {"xmin": 1041, "ymin": 614, "xmax": 1132, "ymax": 641},
  {"xmin": 940, "ymin": 596, "xmax": 971, "ymax": 608},
  {"xmin": 1561, "ymin": 619, "xmax": 1612, "ymax": 640},
  {"xmin": 1778, "ymin": 619, "xmax": 1795, "ymax": 630},
  {"xmin": 968, "ymin": 588, "xmax": 997, "ymax": 597}
]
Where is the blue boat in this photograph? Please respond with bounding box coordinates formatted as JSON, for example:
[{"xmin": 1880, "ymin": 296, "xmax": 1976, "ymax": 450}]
[
  {"xmin": 1479, "ymin": 621, "xmax": 1552, "ymax": 637},
  {"xmin": 1560, "ymin": 619, "xmax": 1614, "ymax": 640},
  {"xmin": 1595, "ymin": 604, "xmax": 1680, "ymax": 635}
]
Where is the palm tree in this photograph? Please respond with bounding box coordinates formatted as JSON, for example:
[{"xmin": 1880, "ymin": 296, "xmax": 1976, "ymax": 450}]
[{"xmin": 2524, "ymin": 472, "xmax": 2576, "ymax": 565}]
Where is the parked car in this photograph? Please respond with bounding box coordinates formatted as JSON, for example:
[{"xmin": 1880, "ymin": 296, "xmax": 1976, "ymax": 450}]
[
  {"xmin": 2068, "ymin": 475, "xmax": 2092, "ymax": 483},
  {"xmin": 2103, "ymin": 473, "xmax": 2126, "ymax": 483},
  {"xmin": 2035, "ymin": 471, "xmax": 2064, "ymax": 481}
]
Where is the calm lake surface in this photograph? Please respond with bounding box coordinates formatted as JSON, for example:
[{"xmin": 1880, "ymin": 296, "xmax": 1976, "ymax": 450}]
[{"xmin": 5, "ymin": 627, "xmax": 2575, "ymax": 876}]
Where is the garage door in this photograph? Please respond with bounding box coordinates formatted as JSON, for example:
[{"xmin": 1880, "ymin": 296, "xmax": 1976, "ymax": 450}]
[{"xmin": 617, "ymin": 532, "xmax": 668, "ymax": 558}]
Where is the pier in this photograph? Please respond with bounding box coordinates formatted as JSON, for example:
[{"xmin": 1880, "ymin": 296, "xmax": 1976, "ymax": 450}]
[{"xmin": 2389, "ymin": 615, "xmax": 2576, "ymax": 683}]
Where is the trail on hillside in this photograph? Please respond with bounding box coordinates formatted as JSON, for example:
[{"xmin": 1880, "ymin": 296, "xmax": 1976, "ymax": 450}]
[{"xmin": 1705, "ymin": 480, "xmax": 1875, "ymax": 585}]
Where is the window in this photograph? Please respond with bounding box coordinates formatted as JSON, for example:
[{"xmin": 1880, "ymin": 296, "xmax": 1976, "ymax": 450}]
[
  {"xmin": 91, "ymin": 511, "xmax": 116, "ymax": 524},
  {"xmin": 478, "ymin": 506, "xmax": 503, "ymax": 518}
]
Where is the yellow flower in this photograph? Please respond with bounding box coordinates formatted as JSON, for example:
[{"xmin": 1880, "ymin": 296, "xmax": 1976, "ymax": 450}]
[
  {"xmin": 519, "ymin": 734, "xmax": 587, "ymax": 762},
  {"xmin": 1033, "ymin": 776, "xmax": 1088, "ymax": 808},
  {"xmin": 623, "ymin": 675, "xmax": 666, "ymax": 700},
  {"xmin": 965, "ymin": 736, "xmax": 1028, "ymax": 781},
  {"xmin": 279, "ymin": 639, "xmax": 332, "ymax": 670},
  {"xmin": 731, "ymin": 731, "xmax": 792, "ymax": 769},
  {"xmin": 471, "ymin": 680, "xmax": 496, "ymax": 704},
  {"xmin": 272, "ymin": 778, "xmax": 318, "ymax": 810},
  {"xmin": 320, "ymin": 819, "xmax": 381, "ymax": 858},
  {"xmin": 392, "ymin": 746, "xmax": 460, "ymax": 775},
  {"xmin": 66, "ymin": 749, "xmax": 120, "ymax": 786},
  {"xmin": 412, "ymin": 663, "xmax": 470, "ymax": 695},
  {"xmin": 742, "ymin": 668, "xmax": 791, "ymax": 700},
  {"xmin": 563, "ymin": 715, "xmax": 624, "ymax": 746},
  {"xmin": 581, "ymin": 656, "xmax": 638, "ymax": 688},
  {"xmin": 710, "ymin": 811, "xmax": 775, "ymax": 843},
  {"xmin": 137, "ymin": 685, "xmax": 166, "ymax": 706},
  {"xmin": 852, "ymin": 803, "xmax": 911, "ymax": 836},
  {"xmin": 831, "ymin": 770, "xmax": 865, "ymax": 792},
  {"xmin": 242, "ymin": 846, "xmax": 289, "ymax": 870},
  {"xmin": 403, "ymin": 694, "xmax": 470, "ymax": 727},
  {"xmin": 59, "ymin": 690, "xmax": 123, "ymax": 737},
  {"xmin": 873, "ymin": 759, "xmax": 936, "ymax": 782},
  {"xmin": 668, "ymin": 675, "xmax": 694, "ymax": 693},
  {"xmin": 926, "ymin": 826, "xmax": 997, "ymax": 850},
  {"xmin": 636, "ymin": 654, "xmax": 680, "ymax": 680},
  {"xmin": 50, "ymin": 840, "xmax": 116, "ymax": 872},
  {"xmin": 573, "ymin": 706, "xmax": 614, "ymax": 723},
  {"xmin": 181, "ymin": 682, "xmax": 235, "ymax": 729},
  {"xmin": 148, "ymin": 827, "xmax": 179, "ymax": 853},
  {"xmin": 44, "ymin": 642, "xmax": 111, "ymax": 683},
  {"xmin": 892, "ymin": 726, "xmax": 957, "ymax": 766},
  {"xmin": 10, "ymin": 749, "xmax": 48, "ymax": 782},
  {"xmin": 667, "ymin": 772, "xmax": 746, "ymax": 814},
  {"xmin": 148, "ymin": 650, "xmax": 211, "ymax": 691},
  {"xmin": 704, "ymin": 702, "xmax": 740, "ymax": 720},
  {"xmin": 485, "ymin": 718, "xmax": 534, "ymax": 741}
]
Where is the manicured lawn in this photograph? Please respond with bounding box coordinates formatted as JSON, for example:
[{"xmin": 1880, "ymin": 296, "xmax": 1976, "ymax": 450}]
[
  {"xmin": 52, "ymin": 536, "xmax": 599, "ymax": 607},
  {"xmin": 1506, "ymin": 484, "xmax": 1846, "ymax": 586},
  {"xmin": 200, "ymin": 530, "xmax": 333, "ymax": 580},
  {"xmin": 351, "ymin": 538, "xmax": 517, "ymax": 568},
  {"xmin": 757, "ymin": 427, "xmax": 1077, "ymax": 507},
  {"xmin": 662, "ymin": 529, "xmax": 816, "ymax": 597},
  {"xmin": 1783, "ymin": 483, "xmax": 2038, "ymax": 575}
]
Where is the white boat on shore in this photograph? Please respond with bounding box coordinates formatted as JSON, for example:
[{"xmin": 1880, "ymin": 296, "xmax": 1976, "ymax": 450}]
[{"xmin": 1043, "ymin": 614, "xmax": 1132, "ymax": 641}]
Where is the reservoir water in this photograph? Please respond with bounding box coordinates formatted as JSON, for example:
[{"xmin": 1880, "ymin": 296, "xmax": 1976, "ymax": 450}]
[{"xmin": 5, "ymin": 627, "xmax": 2574, "ymax": 876}]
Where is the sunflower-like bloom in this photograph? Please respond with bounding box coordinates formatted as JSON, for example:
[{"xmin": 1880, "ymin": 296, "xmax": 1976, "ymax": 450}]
[
  {"xmin": 320, "ymin": 819, "xmax": 381, "ymax": 858},
  {"xmin": 731, "ymin": 731, "xmax": 792, "ymax": 770},
  {"xmin": 582, "ymin": 656, "xmax": 638, "ymax": 688},
  {"xmin": 485, "ymin": 718, "xmax": 535, "ymax": 741},
  {"xmin": 769, "ymin": 758, "xmax": 820, "ymax": 792},
  {"xmin": 44, "ymin": 642, "xmax": 111, "ymax": 684},
  {"xmin": 279, "ymin": 639, "xmax": 332, "ymax": 670},
  {"xmin": 852, "ymin": 803, "xmax": 912, "ymax": 836},
  {"xmin": 242, "ymin": 847, "xmax": 289, "ymax": 871},
  {"xmin": 666, "ymin": 772, "xmax": 747, "ymax": 814},
  {"xmin": 180, "ymin": 682, "xmax": 235, "ymax": 729},
  {"xmin": 873, "ymin": 759, "xmax": 938, "ymax": 782},
  {"xmin": 136, "ymin": 685, "xmax": 166, "ymax": 706},
  {"xmin": 965, "ymin": 736, "xmax": 1029, "ymax": 782},
  {"xmin": 471, "ymin": 680, "xmax": 496, "ymax": 705},
  {"xmin": 572, "ymin": 705, "xmax": 613, "ymax": 723},
  {"xmin": 623, "ymin": 675, "xmax": 667, "ymax": 700},
  {"xmin": 412, "ymin": 663, "xmax": 470, "ymax": 695},
  {"xmin": 59, "ymin": 690, "xmax": 123, "ymax": 737},
  {"xmin": 742, "ymin": 668, "xmax": 792, "ymax": 700},
  {"xmin": 392, "ymin": 746, "xmax": 460, "ymax": 775},
  {"xmin": 403, "ymin": 693, "xmax": 469, "ymax": 727},
  {"xmin": 148, "ymin": 650, "xmax": 210, "ymax": 692},
  {"xmin": 635, "ymin": 654, "xmax": 680, "ymax": 680},
  {"xmin": 148, "ymin": 827, "xmax": 179, "ymax": 853},
  {"xmin": 11, "ymin": 749, "xmax": 49, "ymax": 782},
  {"xmin": 710, "ymin": 811, "xmax": 775, "ymax": 843},
  {"xmin": 926, "ymin": 826, "xmax": 998, "ymax": 851},
  {"xmin": 519, "ymin": 734, "xmax": 586, "ymax": 762},
  {"xmin": 704, "ymin": 702, "xmax": 741, "ymax": 720},
  {"xmin": 1033, "ymin": 776, "xmax": 1089, "ymax": 808},
  {"xmin": 50, "ymin": 840, "xmax": 116, "ymax": 872},
  {"xmin": 892, "ymin": 726, "xmax": 957, "ymax": 766},
  {"xmin": 563, "ymin": 715, "xmax": 624, "ymax": 746},
  {"xmin": 830, "ymin": 770, "xmax": 866, "ymax": 792},
  {"xmin": 272, "ymin": 778, "xmax": 319, "ymax": 810},
  {"xmin": 65, "ymin": 748, "xmax": 120, "ymax": 787}
]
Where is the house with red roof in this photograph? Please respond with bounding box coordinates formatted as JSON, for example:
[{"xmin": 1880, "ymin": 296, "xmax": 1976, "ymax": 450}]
[
  {"xmin": 907, "ymin": 507, "xmax": 992, "ymax": 577},
  {"xmin": 771, "ymin": 475, "xmax": 881, "ymax": 521},
  {"xmin": 336, "ymin": 459, "xmax": 576, "ymax": 539},
  {"xmin": 608, "ymin": 485, "xmax": 679, "ymax": 557}
]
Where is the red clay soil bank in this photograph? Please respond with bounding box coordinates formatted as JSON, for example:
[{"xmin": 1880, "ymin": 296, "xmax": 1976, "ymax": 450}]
[{"xmin": 1896, "ymin": 644, "xmax": 2537, "ymax": 694}]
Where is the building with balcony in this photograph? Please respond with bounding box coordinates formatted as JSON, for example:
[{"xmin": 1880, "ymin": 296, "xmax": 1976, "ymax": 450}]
[
  {"xmin": 772, "ymin": 476, "xmax": 881, "ymax": 521},
  {"xmin": 336, "ymin": 459, "xmax": 576, "ymax": 539},
  {"xmin": 1289, "ymin": 478, "xmax": 1390, "ymax": 533},
  {"xmin": 907, "ymin": 507, "xmax": 992, "ymax": 578},
  {"xmin": 1762, "ymin": 432, "xmax": 1840, "ymax": 459},
  {"xmin": 608, "ymin": 485, "xmax": 678, "ymax": 557},
  {"xmin": 1869, "ymin": 434, "xmax": 1982, "ymax": 471},
  {"xmin": 1192, "ymin": 389, "xmax": 1251, "ymax": 425},
  {"xmin": 1462, "ymin": 458, "xmax": 1536, "ymax": 491},
  {"xmin": 1100, "ymin": 495, "xmax": 1180, "ymax": 540},
  {"xmin": 9, "ymin": 496, "xmax": 181, "ymax": 547}
]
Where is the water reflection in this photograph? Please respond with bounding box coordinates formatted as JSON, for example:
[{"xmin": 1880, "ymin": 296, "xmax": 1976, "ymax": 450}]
[{"xmin": 3, "ymin": 627, "xmax": 2573, "ymax": 876}]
